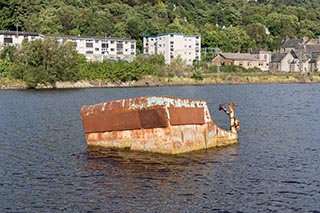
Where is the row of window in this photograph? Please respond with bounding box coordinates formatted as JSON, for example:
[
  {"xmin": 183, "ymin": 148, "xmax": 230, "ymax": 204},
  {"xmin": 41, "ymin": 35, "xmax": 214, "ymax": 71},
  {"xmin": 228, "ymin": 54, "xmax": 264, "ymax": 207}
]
[
  {"xmin": 85, "ymin": 48, "xmax": 134, "ymax": 54},
  {"xmin": 83, "ymin": 39, "xmax": 134, "ymax": 45},
  {"xmin": 238, "ymin": 61, "xmax": 268, "ymax": 66},
  {"xmin": 85, "ymin": 42, "xmax": 135, "ymax": 49}
]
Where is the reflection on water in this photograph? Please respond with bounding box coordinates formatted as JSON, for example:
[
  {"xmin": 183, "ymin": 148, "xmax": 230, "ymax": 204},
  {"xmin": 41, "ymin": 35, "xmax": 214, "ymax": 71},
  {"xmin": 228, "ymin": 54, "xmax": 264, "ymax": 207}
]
[
  {"xmin": 1, "ymin": 84, "xmax": 320, "ymax": 212},
  {"xmin": 81, "ymin": 146, "xmax": 240, "ymax": 212}
]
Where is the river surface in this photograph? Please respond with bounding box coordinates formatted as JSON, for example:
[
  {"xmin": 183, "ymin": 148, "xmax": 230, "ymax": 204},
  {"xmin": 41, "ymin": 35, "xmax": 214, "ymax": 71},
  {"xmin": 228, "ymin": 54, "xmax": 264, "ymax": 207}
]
[{"xmin": 0, "ymin": 84, "xmax": 320, "ymax": 212}]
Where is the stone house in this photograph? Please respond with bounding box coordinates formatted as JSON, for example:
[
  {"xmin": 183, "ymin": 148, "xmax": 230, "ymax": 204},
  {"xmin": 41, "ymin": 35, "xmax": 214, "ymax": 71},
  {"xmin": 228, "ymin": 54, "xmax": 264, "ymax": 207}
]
[
  {"xmin": 268, "ymin": 37, "xmax": 320, "ymax": 72},
  {"xmin": 211, "ymin": 49, "xmax": 271, "ymax": 71}
]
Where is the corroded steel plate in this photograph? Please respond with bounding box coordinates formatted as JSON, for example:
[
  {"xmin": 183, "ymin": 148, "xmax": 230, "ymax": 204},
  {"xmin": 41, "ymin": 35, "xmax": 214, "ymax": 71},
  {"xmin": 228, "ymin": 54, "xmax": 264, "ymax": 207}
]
[
  {"xmin": 169, "ymin": 107, "xmax": 205, "ymax": 125},
  {"xmin": 81, "ymin": 107, "xmax": 168, "ymax": 133}
]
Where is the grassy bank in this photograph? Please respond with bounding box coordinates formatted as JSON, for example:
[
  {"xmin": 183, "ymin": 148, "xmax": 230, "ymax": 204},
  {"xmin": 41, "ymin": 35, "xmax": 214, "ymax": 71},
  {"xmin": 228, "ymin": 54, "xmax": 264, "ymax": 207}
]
[
  {"xmin": 156, "ymin": 72, "xmax": 320, "ymax": 85},
  {"xmin": 1, "ymin": 72, "xmax": 320, "ymax": 90}
]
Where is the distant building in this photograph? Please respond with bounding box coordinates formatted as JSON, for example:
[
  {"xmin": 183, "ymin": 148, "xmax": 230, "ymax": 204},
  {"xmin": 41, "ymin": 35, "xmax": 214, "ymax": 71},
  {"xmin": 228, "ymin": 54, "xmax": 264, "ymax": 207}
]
[
  {"xmin": 271, "ymin": 37, "xmax": 320, "ymax": 72},
  {"xmin": 0, "ymin": 30, "xmax": 136, "ymax": 62},
  {"xmin": 54, "ymin": 35, "xmax": 136, "ymax": 62},
  {"xmin": 211, "ymin": 49, "xmax": 271, "ymax": 71},
  {"xmin": 0, "ymin": 30, "xmax": 43, "ymax": 50},
  {"xmin": 143, "ymin": 33, "xmax": 201, "ymax": 65}
]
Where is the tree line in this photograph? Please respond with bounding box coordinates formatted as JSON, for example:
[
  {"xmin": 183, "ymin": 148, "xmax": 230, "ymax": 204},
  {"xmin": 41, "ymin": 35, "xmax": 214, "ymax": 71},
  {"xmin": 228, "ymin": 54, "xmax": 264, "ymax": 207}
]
[
  {"xmin": 0, "ymin": 37, "xmax": 260, "ymax": 87},
  {"xmin": 0, "ymin": 39, "xmax": 169, "ymax": 87},
  {"xmin": 1, "ymin": 0, "xmax": 320, "ymax": 52}
]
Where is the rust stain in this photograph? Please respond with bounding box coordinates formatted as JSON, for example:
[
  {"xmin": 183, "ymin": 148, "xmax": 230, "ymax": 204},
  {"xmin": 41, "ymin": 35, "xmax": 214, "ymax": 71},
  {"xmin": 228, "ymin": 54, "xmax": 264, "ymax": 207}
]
[
  {"xmin": 169, "ymin": 107, "xmax": 204, "ymax": 125},
  {"xmin": 80, "ymin": 96, "xmax": 240, "ymax": 154}
]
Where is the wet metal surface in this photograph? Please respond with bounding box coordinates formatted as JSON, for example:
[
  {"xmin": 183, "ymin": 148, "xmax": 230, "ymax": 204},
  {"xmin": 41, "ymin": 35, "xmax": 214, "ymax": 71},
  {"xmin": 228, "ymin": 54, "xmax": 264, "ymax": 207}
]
[{"xmin": 80, "ymin": 96, "xmax": 238, "ymax": 154}]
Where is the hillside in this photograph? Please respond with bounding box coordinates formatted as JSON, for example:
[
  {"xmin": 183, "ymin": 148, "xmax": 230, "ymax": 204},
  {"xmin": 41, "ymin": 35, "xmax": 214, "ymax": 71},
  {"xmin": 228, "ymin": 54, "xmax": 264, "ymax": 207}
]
[{"xmin": 1, "ymin": 0, "xmax": 320, "ymax": 52}]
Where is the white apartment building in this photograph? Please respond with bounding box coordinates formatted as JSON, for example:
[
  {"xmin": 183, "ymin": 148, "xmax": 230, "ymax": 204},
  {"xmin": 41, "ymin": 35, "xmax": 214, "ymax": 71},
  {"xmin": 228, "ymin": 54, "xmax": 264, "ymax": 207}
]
[
  {"xmin": 55, "ymin": 35, "xmax": 136, "ymax": 62},
  {"xmin": 143, "ymin": 33, "xmax": 201, "ymax": 65},
  {"xmin": 0, "ymin": 30, "xmax": 43, "ymax": 50},
  {"xmin": 0, "ymin": 30, "xmax": 136, "ymax": 62}
]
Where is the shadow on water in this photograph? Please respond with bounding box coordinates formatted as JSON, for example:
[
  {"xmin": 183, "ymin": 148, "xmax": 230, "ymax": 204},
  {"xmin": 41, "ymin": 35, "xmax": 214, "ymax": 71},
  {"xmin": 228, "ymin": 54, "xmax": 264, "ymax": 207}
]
[
  {"xmin": 76, "ymin": 146, "xmax": 241, "ymax": 212},
  {"xmin": 83, "ymin": 145, "xmax": 240, "ymax": 176}
]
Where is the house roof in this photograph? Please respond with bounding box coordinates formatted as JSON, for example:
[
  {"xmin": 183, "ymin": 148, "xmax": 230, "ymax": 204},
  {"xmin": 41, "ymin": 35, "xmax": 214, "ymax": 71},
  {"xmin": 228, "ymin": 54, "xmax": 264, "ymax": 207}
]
[
  {"xmin": 271, "ymin": 53, "xmax": 287, "ymax": 62},
  {"xmin": 281, "ymin": 38, "xmax": 303, "ymax": 49},
  {"xmin": 47, "ymin": 34, "xmax": 136, "ymax": 42},
  {"xmin": 220, "ymin": 53, "xmax": 258, "ymax": 61},
  {"xmin": 310, "ymin": 52, "xmax": 320, "ymax": 63},
  {"xmin": 142, "ymin": 33, "xmax": 201, "ymax": 38},
  {"xmin": 0, "ymin": 30, "xmax": 39, "ymax": 37},
  {"xmin": 305, "ymin": 45, "xmax": 320, "ymax": 56}
]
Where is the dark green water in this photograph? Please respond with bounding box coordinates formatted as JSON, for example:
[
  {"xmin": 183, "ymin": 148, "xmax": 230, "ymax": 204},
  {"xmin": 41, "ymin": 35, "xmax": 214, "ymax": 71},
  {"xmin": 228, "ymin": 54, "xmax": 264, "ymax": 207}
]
[{"xmin": 1, "ymin": 84, "xmax": 320, "ymax": 212}]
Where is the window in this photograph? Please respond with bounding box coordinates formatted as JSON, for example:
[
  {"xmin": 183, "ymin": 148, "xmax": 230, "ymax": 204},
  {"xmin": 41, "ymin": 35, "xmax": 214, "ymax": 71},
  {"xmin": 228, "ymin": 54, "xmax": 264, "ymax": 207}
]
[
  {"xmin": 4, "ymin": 37, "xmax": 13, "ymax": 43},
  {"xmin": 95, "ymin": 40, "xmax": 99, "ymax": 43},
  {"xmin": 110, "ymin": 48, "xmax": 115, "ymax": 51},
  {"xmin": 86, "ymin": 43, "xmax": 93, "ymax": 48},
  {"xmin": 86, "ymin": 51, "xmax": 93, "ymax": 54},
  {"xmin": 259, "ymin": 62, "xmax": 263, "ymax": 66},
  {"xmin": 117, "ymin": 42, "xmax": 123, "ymax": 49},
  {"xmin": 102, "ymin": 43, "xmax": 108, "ymax": 48},
  {"xmin": 110, "ymin": 41, "xmax": 114, "ymax": 44},
  {"xmin": 248, "ymin": 62, "xmax": 253, "ymax": 67},
  {"xmin": 95, "ymin": 48, "xmax": 99, "ymax": 51},
  {"xmin": 239, "ymin": 61, "xmax": 243, "ymax": 66},
  {"xmin": 170, "ymin": 41, "xmax": 174, "ymax": 44}
]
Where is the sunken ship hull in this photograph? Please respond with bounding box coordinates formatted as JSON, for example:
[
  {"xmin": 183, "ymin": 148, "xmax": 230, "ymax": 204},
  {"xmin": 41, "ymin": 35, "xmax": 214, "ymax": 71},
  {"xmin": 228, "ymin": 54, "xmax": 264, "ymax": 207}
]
[{"xmin": 80, "ymin": 96, "xmax": 239, "ymax": 154}]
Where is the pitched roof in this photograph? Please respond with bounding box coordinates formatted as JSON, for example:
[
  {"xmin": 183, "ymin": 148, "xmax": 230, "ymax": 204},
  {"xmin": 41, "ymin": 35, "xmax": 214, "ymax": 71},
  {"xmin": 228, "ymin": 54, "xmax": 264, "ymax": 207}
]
[
  {"xmin": 271, "ymin": 53, "xmax": 287, "ymax": 62},
  {"xmin": 220, "ymin": 53, "xmax": 258, "ymax": 61},
  {"xmin": 310, "ymin": 52, "xmax": 320, "ymax": 63},
  {"xmin": 281, "ymin": 38, "xmax": 303, "ymax": 49},
  {"xmin": 305, "ymin": 45, "xmax": 320, "ymax": 56}
]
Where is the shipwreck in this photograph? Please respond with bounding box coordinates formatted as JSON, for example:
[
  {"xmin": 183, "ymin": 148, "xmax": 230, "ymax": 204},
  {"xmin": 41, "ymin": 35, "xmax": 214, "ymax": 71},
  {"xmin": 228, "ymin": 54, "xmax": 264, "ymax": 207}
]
[{"xmin": 80, "ymin": 96, "xmax": 240, "ymax": 154}]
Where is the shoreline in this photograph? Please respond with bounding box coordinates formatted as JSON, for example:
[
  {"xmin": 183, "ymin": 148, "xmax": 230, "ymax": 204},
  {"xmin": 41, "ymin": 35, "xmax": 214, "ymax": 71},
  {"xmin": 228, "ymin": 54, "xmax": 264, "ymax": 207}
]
[{"xmin": 1, "ymin": 73, "xmax": 320, "ymax": 90}]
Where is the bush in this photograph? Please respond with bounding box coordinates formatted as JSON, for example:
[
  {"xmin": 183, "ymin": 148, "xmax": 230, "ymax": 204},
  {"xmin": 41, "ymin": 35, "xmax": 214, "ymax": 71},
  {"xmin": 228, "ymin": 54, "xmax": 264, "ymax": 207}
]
[
  {"xmin": 11, "ymin": 38, "xmax": 85, "ymax": 87},
  {"xmin": 192, "ymin": 68, "xmax": 203, "ymax": 80}
]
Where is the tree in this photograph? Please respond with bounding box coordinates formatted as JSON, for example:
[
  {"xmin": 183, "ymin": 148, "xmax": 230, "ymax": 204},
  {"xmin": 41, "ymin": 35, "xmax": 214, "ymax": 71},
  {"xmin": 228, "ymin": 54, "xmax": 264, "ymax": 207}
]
[
  {"xmin": 222, "ymin": 26, "xmax": 253, "ymax": 52},
  {"xmin": 11, "ymin": 38, "xmax": 85, "ymax": 87},
  {"xmin": 245, "ymin": 23, "xmax": 268, "ymax": 48}
]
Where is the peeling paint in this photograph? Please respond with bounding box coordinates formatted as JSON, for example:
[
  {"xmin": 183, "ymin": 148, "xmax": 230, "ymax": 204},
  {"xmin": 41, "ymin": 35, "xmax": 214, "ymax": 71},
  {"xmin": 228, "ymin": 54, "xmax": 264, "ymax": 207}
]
[{"xmin": 80, "ymin": 96, "xmax": 239, "ymax": 154}]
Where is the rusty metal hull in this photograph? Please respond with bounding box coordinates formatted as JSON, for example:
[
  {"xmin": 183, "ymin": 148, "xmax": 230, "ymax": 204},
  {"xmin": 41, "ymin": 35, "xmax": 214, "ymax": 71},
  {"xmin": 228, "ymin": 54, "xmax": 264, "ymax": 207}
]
[{"xmin": 80, "ymin": 96, "xmax": 238, "ymax": 154}]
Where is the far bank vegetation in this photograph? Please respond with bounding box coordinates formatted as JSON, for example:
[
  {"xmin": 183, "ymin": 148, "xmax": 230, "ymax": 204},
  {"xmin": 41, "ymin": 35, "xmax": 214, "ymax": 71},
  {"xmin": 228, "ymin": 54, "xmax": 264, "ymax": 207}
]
[{"xmin": 1, "ymin": 39, "xmax": 320, "ymax": 88}]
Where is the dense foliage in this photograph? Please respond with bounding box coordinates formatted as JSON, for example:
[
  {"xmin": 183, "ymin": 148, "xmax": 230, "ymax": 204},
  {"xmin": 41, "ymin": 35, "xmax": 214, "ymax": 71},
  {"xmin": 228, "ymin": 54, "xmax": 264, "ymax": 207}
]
[
  {"xmin": 2, "ymin": 0, "xmax": 320, "ymax": 52},
  {"xmin": 7, "ymin": 39, "xmax": 85, "ymax": 87},
  {"xmin": 2, "ymin": 0, "xmax": 320, "ymax": 86},
  {"xmin": 0, "ymin": 39, "xmax": 166, "ymax": 87}
]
